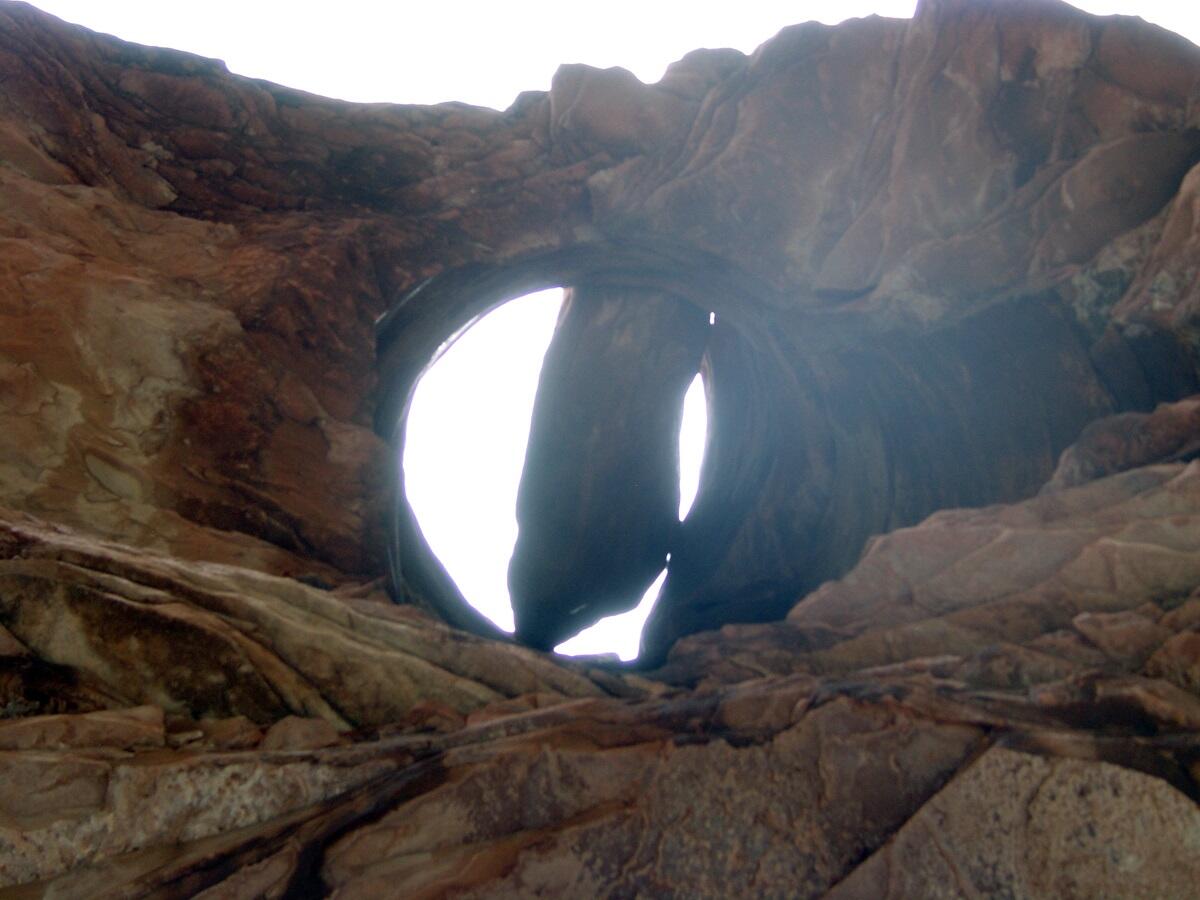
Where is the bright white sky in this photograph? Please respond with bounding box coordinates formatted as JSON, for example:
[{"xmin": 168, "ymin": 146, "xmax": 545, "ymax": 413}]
[
  {"xmin": 28, "ymin": 1, "xmax": 1199, "ymax": 659},
  {"xmin": 405, "ymin": 289, "xmax": 707, "ymax": 658}
]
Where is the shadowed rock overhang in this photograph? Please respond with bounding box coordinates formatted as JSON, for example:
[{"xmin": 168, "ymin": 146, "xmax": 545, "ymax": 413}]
[{"xmin": 374, "ymin": 0, "xmax": 1200, "ymax": 661}]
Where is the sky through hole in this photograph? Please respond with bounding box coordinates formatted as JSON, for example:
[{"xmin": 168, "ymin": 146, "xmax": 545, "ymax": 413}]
[{"xmin": 404, "ymin": 291, "xmax": 709, "ymax": 660}]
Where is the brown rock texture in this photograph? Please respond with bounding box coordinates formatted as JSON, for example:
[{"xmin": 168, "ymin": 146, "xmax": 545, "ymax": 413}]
[
  {"xmin": 658, "ymin": 461, "xmax": 1200, "ymax": 684},
  {"xmin": 826, "ymin": 747, "xmax": 1200, "ymax": 900},
  {"xmin": 1, "ymin": 0, "xmax": 1200, "ymax": 894},
  {"xmin": 0, "ymin": 510, "xmax": 613, "ymax": 727},
  {"xmin": 1043, "ymin": 392, "xmax": 1200, "ymax": 491}
]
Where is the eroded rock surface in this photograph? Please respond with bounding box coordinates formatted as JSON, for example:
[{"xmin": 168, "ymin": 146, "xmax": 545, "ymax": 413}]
[
  {"xmin": 658, "ymin": 461, "xmax": 1200, "ymax": 686},
  {"xmin": 1, "ymin": 0, "xmax": 1200, "ymax": 894},
  {"xmin": 0, "ymin": 510, "xmax": 616, "ymax": 727},
  {"xmin": 1044, "ymin": 392, "xmax": 1200, "ymax": 491},
  {"xmin": 7, "ymin": 504, "xmax": 1200, "ymax": 896},
  {"xmin": 826, "ymin": 747, "xmax": 1200, "ymax": 900},
  {"xmin": 458, "ymin": 0, "xmax": 1200, "ymax": 654}
]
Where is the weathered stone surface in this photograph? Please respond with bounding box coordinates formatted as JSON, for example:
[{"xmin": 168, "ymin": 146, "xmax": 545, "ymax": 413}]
[
  {"xmin": 549, "ymin": 0, "xmax": 1200, "ymax": 654},
  {"xmin": 1044, "ymin": 393, "xmax": 1200, "ymax": 492},
  {"xmin": 321, "ymin": 698, "xmax": 980, "ymax": 898},
  {"xmin": 193, "ymin": 715, "xmax": 264, "ymax": 751},
  {"xmin": 0, "ymin": 741, "xmax": 398, "ymax": 887},
  {"xmin": 1071, "ymin": 609, "xmax": 1172, "ymax": 664},
  {"xmin": 1, "ymin": 0, "xmax": 1199, "ymax": 894},
  {"xmin": 0, "ymin": 622, "xmax": 28, "ymax": 657},
  {"xmin": 827, "ymin": 747, "xmax": 1200, "ymax": 900},
  {"xmin": 0, "ymin": 0, "xmax": 593, "ymax": 586},
  {"xmin": 660, "ymin": 462, "xmax": 1200, "ymax": 686},
  {"xmin": 260, "ymin": 715, "xmax": 344, "ymax": 751},
  {"xmin": 787, "ymin": 462, "xmax": 1200, "ymax": 670},
  {"xmin": 1147, "ymin": 629, "xmax": 1200, "ymax": 694},
  {"xmin": 0, "ymin": 704, "xmax": 163, "ymax": 750},
  {"xmin": 13, "ymin": 668, "xmax": 1200, "ymax": 897},
  {"xmin": 4, "ymin": 0, "xmax": 1198, "ymax": 650},
  {"xmin": 641, "ymin": 290, "xmax": 1140, "ymax": 657},
  {"xmin": 0, "ymin": 510, "xmax": 613, "ymax": 727}
]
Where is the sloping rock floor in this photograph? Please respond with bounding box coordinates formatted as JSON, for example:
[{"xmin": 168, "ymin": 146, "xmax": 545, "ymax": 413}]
[{"xmin": 1, "ymin": 400, "xmax": 1199, "ymax": 896}]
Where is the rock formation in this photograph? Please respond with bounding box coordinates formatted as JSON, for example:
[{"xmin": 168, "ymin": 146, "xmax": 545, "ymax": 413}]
[
  {"xmin": 508, "ymin": 284, "xmax": 709, "ymax": 650},
  {"xmin": 1, "ymin": 0, "xmax": 1200, "ymax": 894}
]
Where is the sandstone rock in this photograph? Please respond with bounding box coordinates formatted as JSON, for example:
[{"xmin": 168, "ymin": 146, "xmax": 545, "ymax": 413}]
[
  {"xmin": 260, "ymin": 716, "xmax": 344, "ymax": 751},
  {"xmin": 320, "ymin": 697, "xmax": 982, "ymax": 898},
  {"xmin": 0, "ymin": 654, "xmax": 123, "ymax": 718},
  {"xmin": 6, "ymin": 654, "xmax": 1197, "ymax": 896},
  {"xmin": 1161, "ymin": 591, "xmax": 1200, "ymax": 630},
  {"xmin": 0, "ymin": 704, "xmax": 163, "ymax": 750},
  {"xmin": 0, "ymin": 742, "xmax": 399, "ymax": 887},
  {"xmin": 509, "ymin": 284, "xmax": 709, "ymax": 648},
  {"xmin": 1146, "ymin": 631, "xmax": 1200, "ymax": 695},
  {"xmin": 3, "ymin": 0, "xmax": 1196, "ymax": 655},
  {"xmin": 0, "ymin": 0, "xmax": 1199, "ymax": 894},
  {"xmin": 1026, "ymin": 629, "xmax": 1114, "ymax": 669},
  {"xmin": 1071, "ymin": 609, "xmax": 1171, "ymax": 664},
  {"xmin": 381, "ymin": 700, "xmax": 466, "ymax": 736},
  {"xmin": 0, "ymin": 510, "xmax": 612, "ymax": 727},
  {"xmin": 464, "ymin": 691, "xmax": 571, "ymax": 726},
  {"xmin": 661, "ymin": 462, "xmax": 1200, "ymax": 685},
  {"xmin": 1030, "ymin": 673, "xmax": 1200, "ymax": 732},
  {"xmin": 641, "ymin": 290, "xmax": 1135, "ymax": 657},
  {"xmin": 827, "ymin": 747, "xmax": 1200, "ymax": 900},
  {"xmin": 0, "ymin": 622, "xmax": 28, "ymax": 657},
  {"xmin": 1089, "ymin": 676, "xmax": 1200, "ymax": 731},
  {"xmin": 788, "ymin": 463, "xmax": 1200, "ymax": 672},
  {"xmin": 196, "ymin": 715, "xmax": 265, "ymax": 751},
  {"xmin": 953, "ymin": 642, "xmax": 1080, "ymax": 690},
  {"xmin": 1044, "ymin": 394, "xmax": 1200, "ymax": 492}
]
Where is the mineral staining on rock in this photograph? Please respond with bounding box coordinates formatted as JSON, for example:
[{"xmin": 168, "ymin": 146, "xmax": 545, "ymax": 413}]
[{"xmin": 1, "ymin": 0, "xmax": 1200, "ymax": 894}]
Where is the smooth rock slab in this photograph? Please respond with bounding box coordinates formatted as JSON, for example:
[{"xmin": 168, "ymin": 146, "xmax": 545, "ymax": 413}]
[{"xmin": 827, "ymin": 747, "xmax": 1200, "ymax": 900}]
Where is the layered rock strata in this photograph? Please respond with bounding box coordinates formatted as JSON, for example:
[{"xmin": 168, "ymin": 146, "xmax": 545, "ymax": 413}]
[
  {"xmin": 5, "ymin": 468, "xmax": 1200, "ymax": 895},
  {"xmin": 509, "ymin": 284, "xmax": 709, "ymax": 648},
  {"xmin": 371, "ymin": 0, "xmax": 1200, "ymax": 655},
  {"xmin": 1, "ymin": 0, "xmax": 1200, "ymax": 894}
]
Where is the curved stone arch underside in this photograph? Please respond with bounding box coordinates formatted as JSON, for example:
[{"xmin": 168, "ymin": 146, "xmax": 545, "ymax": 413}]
[
  {"xmin": 9, "ymin": 3, "xmax": 1200, "ymax": 891},
  {"xmin": 377, "ymin": 241, "xmax": 1200, "ymax": 664},
  {"xmin": 376, "ymin": 242, "xmax": 771, "ymax": 646}
]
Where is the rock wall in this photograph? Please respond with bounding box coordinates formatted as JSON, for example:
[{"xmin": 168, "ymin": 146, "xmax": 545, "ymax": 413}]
[
  {"xmin": 1, "ymin": 0, "xmax": 1200, "ymax": 895},
  {"xmin": 375, "ymin": 0, "xmax": 1200, "ymax": 656}
]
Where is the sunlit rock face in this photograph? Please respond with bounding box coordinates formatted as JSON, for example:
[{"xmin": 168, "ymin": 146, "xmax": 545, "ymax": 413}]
[{"xmin": 3, "ymin": 0, "xmax": 1200, "ymax": 894}]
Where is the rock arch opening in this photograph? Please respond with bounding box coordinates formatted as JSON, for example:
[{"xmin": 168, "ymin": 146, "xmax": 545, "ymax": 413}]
[
  {"xmin": 377, "ymin": 245, "xmax": 779, "ymax": 660},
  {"xmin": 403, "ymin": 288, "xmax": 710, "ymax": 659},
  {"xmin": 379, "ymin": 239, "xmax": 1200, "ymax": 669}
]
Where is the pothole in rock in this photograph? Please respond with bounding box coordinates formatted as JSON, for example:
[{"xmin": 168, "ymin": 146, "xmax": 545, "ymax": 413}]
[{"xmin": 403, "ymin": 289, "xmax": 708, "ymax": 660}]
